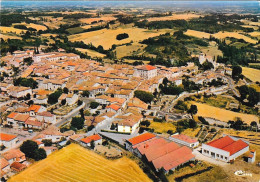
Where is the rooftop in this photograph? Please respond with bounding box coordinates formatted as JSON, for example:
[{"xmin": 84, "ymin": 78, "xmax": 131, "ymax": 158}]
[{"xmin": 127, "ymin": 133, "xmax": 156, "ymax": 145}]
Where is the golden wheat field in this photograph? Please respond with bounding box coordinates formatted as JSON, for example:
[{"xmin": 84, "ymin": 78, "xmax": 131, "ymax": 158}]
[
  {"xmin": 184, "ymin": 30, "xmax": 258, "ymax": 44},
  {"xmin": 145, "ymin": 13, "xmax": 201, "ymax": 22},
  {"xmin": 79, "ymin": 16, "xmax": 116, "ymax": 24},
  {"xmin": 76, "ymin": 48, "xmax": 106, "ymax": 58},
  {"xmin": 0, "ymin": 26, "xmax": 26, "ymax": 34},
  {"xmin": 184, "ymin": 29, "xmax": 211, "ymax": 39},
  {"xmin": 69, "ymin": 27, "xmax": 172, "ymax": 49},
  {"xmin": 242, "ymin": 67, "xmax": 260, "ymax": 82},
  {"xmin": 213, "ymin": 32, "xmax": 258, "ymax": 44},
  {"xmin": 191, "ymin": 102, "xmax": 259, "ymax": 125},
  {"xmin": 0, "ymin": 33, "xmax": 22, "ymax": 40},
  {"xmin": 9, "ymin": 144, "xmax": 151, "ymax": 182}
]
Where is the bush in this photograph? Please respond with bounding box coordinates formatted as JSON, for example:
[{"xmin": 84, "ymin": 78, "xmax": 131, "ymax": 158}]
[
  {"xmin": 42, "ymin": 139, "xmax": 52, "ymax": 146},
  {"xmin": 134, "ymin": 90, "xmax": 154, "ymax": 103},
  {"xmin": 140, "ymin": 120, "xmax": 151, "ymax": 127},
  {"xmin": 48, "ymin": 89, "xmax": 62, "ymax": 105},
  {"xmin": 90, "ymin": 101, "xmax": 99, "ymax": 109},
  {"xmin": 116, "ymin": 33, "xmax": 129, "ymax": 40},
  {"xmin": 71, "ymin": 117, "xmax": 84, "ymax": 130}
]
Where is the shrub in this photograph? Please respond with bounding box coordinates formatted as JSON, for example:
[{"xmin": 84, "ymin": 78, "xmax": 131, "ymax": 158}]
[
  {"xmin": 116, "ymin": 33, "xmax": 129, "ymax": 40},
  {"xmin": 90, "ymin": 101, "xmax": 99, "ymax": 109}
]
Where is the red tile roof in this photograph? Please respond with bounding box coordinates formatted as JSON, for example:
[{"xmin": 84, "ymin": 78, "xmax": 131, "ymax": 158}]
[
  {"xmin": 145, "ymin": 142, "xmax": 180, "ymax": 162},
  {"xmin": 106, "ymin": 104, "xmax": 121, "ymax": 111},
  {"xmin": 171, "ymin": 134, "xmax": 198, "ymax": 144},
  {"xmin": 25, "ymin": 118, "xmax": 43, "ymax": 127},
  {"xmin": 2, "ymin": 149, "xmax": 25, "ymax": 161},
  {"xmin": 207, "ymin": 136, "xmax": 249, "ymax": 156},
  {"xmin": 10, "ymin": 162, "xmax": 26, "ymax": 172},
  {"xmin": 128, "ymin": 133, "xmax": 156, "ymax": 145},
  {"xmin": 0, "ymin": 158, "xmax": 9, "ymax": 169},
  {"xmin": 81, "ymin": 134, "xmax": 101, "ymax": 144},
  {"xmin": 137, "ymin": 65, "xmax": 156, "ymax": 71},
  {"xmin": 152, "ymin": 146, "xmax": 194, "ymax": 171},
  {"xmin": 27, "ymin": 105, "xmax": 41, "ymax": 113},
  {"xmin": 0, "ymin": 133, "xmax": 17, "ymax": 141},
  {"xmin": 7, "ymin": 112, "xmax": 18, "ymax": 119}
]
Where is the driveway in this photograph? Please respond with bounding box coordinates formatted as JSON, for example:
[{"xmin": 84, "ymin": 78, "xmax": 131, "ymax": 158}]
[{"xmin": 193, "ymin": 147, "xmax": 228, "ymax": 167}]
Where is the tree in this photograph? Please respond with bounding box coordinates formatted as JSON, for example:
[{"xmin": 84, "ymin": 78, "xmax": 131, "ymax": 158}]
[
  {"xmin": 33, "ymin": 148, "xmax": 47, "ymax": 161},
  {"xmin": 48, "ymin": 89, "xmax": 62, "ymax": 105},
  {"xmin": 71, "ymin": 117, "xmax": 84, "ymax": 130},
  {"xmin": 81, "ymin": 90, "xmax": 90, "ymax": 97},
  {"xmin": 42, "ymin": 139, "xmax": 52, "ymax": 146},
  {"xmin": 61, "ymin": 99, "xmax": 66, "ymax": 105},
  {"xmin": 134, "ymin": 90, "xmax": 154, "ymax": 103},
  {"xmin": 201, "ymin": 61, "xmax": 214, "ymax": 71},
  {"xmin": 90, "ymin": 101, "xmax": 99, "ymax": 109},
  {"xmin": 20, "ymin": 140, "xmax": 38, "ymax": 159},
  {"xmin": 63, "ymin": 87, "xmax": 69, "ymax": 94},
  {"xmin": 23, "ymin": 57, "xmax": 33, "ymax": 66},
  {"xmin": 250, "ymin": 121, "xmax": 258, "ymax": 132},
  {"xmin": 80, "ymin": 108, "xmax": 84, "ymax": 119},
  {"xmin": 116, "ymin": 33, "xmax": 129, "ymax": 40},
  {"xmin": 140, "ymin": 120, "xmax": 151, "ymax": 127},
  {"xmin": 188, "ymin": 105, "xmax": 198, "ymax": 117},
  {"xmin": 232, "ymin": 66, "xmax": 242, "ymax": 81},
  {"xmin": 90, "ymin": 140, "xmax": 95, "ymax": 149}
]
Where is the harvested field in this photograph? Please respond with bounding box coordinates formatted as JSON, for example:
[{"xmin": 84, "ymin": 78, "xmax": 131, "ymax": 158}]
[
  {"xmin": 248, "ymin": 31, "xmax": 260, "ymax": 38},
  {"xmin": 0, "ymin": 33, "xmax": 22, "ymax": 40},
  {"xmin": 191, "ymin": 102, "xmax": 259, "ymax": 125},
  {"xmin": 241, "ymin": 25, "xmax": 259, "ymax": 30},
  {"xmin": 69, "ymin": 27, "xmax": 173, "ymax": 49},
  {"xmin": 184, "ymin": 30, "xmax": 258, "ymax": 44},
  {"xmin": 115, "ymin": 42, "xmax": 146, "ymax": 58},
  {"xmin": 12, "ymin": 22, "xmax": 47, "ymax": 31},
  {"xmin": 0, "ymin": 26, "xmax": 26, "ymax": 34},
  {"xmin": 213, "ymin": 32, "xmax": 258, "ymax": 44},
  {"xmin": 242, "ymin": 67, "xmax": 260, "ymax": 82},
  {"xmin": 79, "ymin": 16, "xmax": 116, "ymax": 24},
  {"xmin": 145, "ymin": 13, "xmax": 201, "ymax": 22},
  {"xmin": 9, "ymin": 144, "xmax": 151, "ymax": 182},
  {"xmin": 76, "ymin": 48, "xmax": 106, "ymax": 58},
  {"xmin": 184, "ymin": 30, "xmax": 211, "ymax": 39}
]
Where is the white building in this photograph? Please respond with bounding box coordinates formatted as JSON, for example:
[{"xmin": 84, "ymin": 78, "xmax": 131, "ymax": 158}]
[
  {"xmin": 80, "ymin": 134, "xmax": 102, "ymax": 147},
  {"xmin": 36, "ymin": 111, "xmax": 57, "ymax": 124},
  {"xmin": 0, "ymin": 133, "xmax": 19, "ymax": 148},
  {"xmin": 7, "ymin": 86, "xmax": 32, "ymax": 98},
  {"xmin": 202, "ymin": 135, "xmax": 249, "ymax": 162},
  {"xmin": 66, "ymin": 93, "xmax": 79, "ymax": 105},
  {"xmin": 169, "ymin": 134, "xmax": 199, "ymax": 148},
  {"xmin": 134, "ymin": 65, "xmax": 157, "ymax": 79}
]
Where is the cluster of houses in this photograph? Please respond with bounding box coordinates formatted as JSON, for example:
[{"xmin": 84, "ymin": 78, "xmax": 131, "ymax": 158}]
[{"xmin": 6, "ymin": 104, "xmax": 56, "ymax": 130}]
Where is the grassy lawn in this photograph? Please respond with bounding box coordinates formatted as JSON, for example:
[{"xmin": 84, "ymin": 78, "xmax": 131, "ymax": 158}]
[
  {"xmin": 9, "ymin": 144, "xmax": 151, "ymax": 182},
  {"xmin": 182, "ymin": 127, "xmax": 201, "ymax": 138},
  {"xmin": 67, "ymin": 27, "xmax": 86, "ymax": 34},
  {"xmin": 149, "ymin": 121, "xmax": 176, "ymax": 134}
]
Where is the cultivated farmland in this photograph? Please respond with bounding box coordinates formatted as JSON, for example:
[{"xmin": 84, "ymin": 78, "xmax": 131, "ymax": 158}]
[
  {"xmin": 69, "ymin": 27, "xmax": 173, "ymax": 49},
  {"xmin": 0, "ymin": 26, "xmax": 26, "ymax": 34},
  {"xmin": 145, "ymin": 13, "xmax": 201, "ymax": 22},
  {"xmin": 0, "ymin": 33, "xmax": 22, "ymax": 40},
  {"xmin": 242, "ymin": 67, "xmax": 260, "ymax": 82},
  {"xmin": 191, "ymin": 102, "xmax": 259, "ymax": 125},
  {"xmin": 184, "ymin": 29, "xmax": 258, "ymax": 44},
  {"xmin": 9, "ymin": 144, "xmax": 151, "ymax": 182}
]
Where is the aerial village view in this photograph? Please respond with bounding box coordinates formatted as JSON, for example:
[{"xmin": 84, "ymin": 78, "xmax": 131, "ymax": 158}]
[{"xmin": 0, "ymin": 1, "xmax": 259, "ymax": 182}]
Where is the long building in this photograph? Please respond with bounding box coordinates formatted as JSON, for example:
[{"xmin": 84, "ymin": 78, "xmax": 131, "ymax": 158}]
[
  {"xmin": 125, "ymin": 133, "xmax": 195, "ymax": 173},
  {"xmin": 202, "ymin": 135, "xmax": 249, "ymax": 162}
]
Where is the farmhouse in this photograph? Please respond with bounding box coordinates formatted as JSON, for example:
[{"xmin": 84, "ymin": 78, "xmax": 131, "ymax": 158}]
[
  {"xmin": 202, "ymin": 135, "xmax": 249, "ymax": 162},
  {"xmin": 169, "ymin": 134, "xmax": 199, "ymax": 148},
  {"xmin": 2, "ymin": 149, "xmax": 26, "ymax": 164},
  {"xmin": 7, "ymin": 86, "xmax": 32, "ymax": 98},
  {"xmin": 125, "ymin": 133, "xmax": 156, "ymax": 152},
  {"xmin": 134, "ymin": 65, "xmax": 157, "ymax": 79},
  {"xmin": 126, "ymin": 134, "xmax": 195, "ymax": 173},
  {"xmin": 36, "ymin": 111, "xmax": 57, "ymax": 124},
  {"xmin": 0, "ymin": 133, "xmax": 19, "ymax": 148},
  {"xmin": 80, "ymin": 134, "xmax": 102, "ymax": 147}
]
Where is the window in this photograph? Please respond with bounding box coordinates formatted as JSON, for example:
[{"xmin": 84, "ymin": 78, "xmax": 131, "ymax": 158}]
[
  {"xmin": 217, "ymin": 154, "xmax": 219, "ymax": 157},
  {"xmin": 225, "ymin": 157, "xmax": 227, "ymax": 160},
  {"xmin": 221, "ymin": 155, "xmax": 223, "ymax": 159}
]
